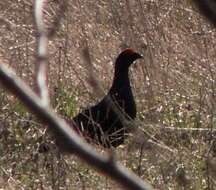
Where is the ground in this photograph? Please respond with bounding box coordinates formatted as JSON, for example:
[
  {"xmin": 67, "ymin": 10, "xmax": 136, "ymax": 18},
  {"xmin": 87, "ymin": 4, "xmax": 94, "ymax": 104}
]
[{"xmin": 0, "ymin": 0, "xmax": 216, "ymax": 189}]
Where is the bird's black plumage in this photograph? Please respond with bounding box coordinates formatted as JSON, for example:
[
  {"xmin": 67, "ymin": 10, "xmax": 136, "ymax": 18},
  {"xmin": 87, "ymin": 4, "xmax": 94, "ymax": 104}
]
[{"xmin": 73, "ymin": 49, "xmax": 142, "ymax": 148}]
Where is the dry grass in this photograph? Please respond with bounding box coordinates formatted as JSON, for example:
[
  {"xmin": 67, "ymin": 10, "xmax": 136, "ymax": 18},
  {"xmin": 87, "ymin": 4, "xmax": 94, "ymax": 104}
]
[{"xmin": 1, "ymin": 0, "xmax": 216, "ymax": 189}]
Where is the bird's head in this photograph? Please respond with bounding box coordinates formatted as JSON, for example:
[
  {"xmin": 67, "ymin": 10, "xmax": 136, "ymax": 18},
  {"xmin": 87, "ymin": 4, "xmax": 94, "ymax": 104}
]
[{"xmin": 115, "ymin": 48, "xmax": 143, "ymax": 71}]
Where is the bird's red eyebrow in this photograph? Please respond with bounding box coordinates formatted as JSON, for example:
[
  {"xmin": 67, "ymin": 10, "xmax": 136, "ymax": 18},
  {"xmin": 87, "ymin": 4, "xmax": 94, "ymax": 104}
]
[{"xmin": 122, "ymin": 48, "xmax": 135, "ymax": 54}]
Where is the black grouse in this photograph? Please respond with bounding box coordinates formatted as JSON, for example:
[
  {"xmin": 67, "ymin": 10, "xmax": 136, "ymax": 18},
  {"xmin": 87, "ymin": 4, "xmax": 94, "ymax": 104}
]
[{"xmin": 72, "ymin": 48, "xmax": 143, "ymax": 148}]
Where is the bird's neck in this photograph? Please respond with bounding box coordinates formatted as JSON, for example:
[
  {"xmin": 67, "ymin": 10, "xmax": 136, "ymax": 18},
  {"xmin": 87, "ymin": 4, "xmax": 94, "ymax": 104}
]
[{"xmin": 110, "ymin": 68, "xmax": 130, "ymax": 92}]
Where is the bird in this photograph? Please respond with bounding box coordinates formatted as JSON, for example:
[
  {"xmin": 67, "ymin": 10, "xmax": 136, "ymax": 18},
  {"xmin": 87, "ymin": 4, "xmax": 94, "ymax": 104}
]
[{"xmin": 72, "ymin": 48, "xmax": 143, "ymax": 148}]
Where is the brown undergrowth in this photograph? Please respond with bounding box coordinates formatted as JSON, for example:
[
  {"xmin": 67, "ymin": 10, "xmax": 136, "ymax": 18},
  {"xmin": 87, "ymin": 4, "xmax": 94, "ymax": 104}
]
[{"xmin": 0, "ymin": 0, "xmax": 216, "ymax": 189}]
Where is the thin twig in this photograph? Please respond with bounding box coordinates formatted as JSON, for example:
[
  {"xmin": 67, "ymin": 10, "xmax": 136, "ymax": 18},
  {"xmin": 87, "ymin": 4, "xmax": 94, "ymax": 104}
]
[
  {"xmin": 0, "ymin": 16, "xmax": 16, "ymax": 30},
  {"xmin": 156, "ymin": 126, "xmax": 216, "ymax": 132},
  {"xmin": 34, "ymin": 0, "xmax": 49, "ymax": 105}
]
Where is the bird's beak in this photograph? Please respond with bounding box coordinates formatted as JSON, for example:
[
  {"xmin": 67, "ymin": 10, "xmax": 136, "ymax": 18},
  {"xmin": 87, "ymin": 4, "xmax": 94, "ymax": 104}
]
[
  {"xmin": 138, "ymin": 54, "xmax": 143, "ymax": 59},
  {"xmin": 134, "ymin": 53, "xmax": 143, "ymax": 60}
]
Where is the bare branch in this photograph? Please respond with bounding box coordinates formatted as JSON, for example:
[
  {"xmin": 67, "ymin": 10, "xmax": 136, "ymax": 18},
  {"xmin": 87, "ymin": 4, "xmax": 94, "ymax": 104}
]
[
  {"xmin": 34, "ymin": 0, "xmax": 49, "ymax": 105},
  {"xmin": 33, "ymin": 0, "xmax": 68, "ymax": 105},
  {"xmin": 0, "ymin": 63, "xmax": 153, "ymax": 190}
]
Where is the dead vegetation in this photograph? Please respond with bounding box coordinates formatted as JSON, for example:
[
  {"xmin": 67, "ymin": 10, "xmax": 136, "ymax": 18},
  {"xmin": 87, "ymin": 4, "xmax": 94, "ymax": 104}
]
[{"xmin": 1, "ymin": 0, "xmax": 216, "ymax": 189}]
